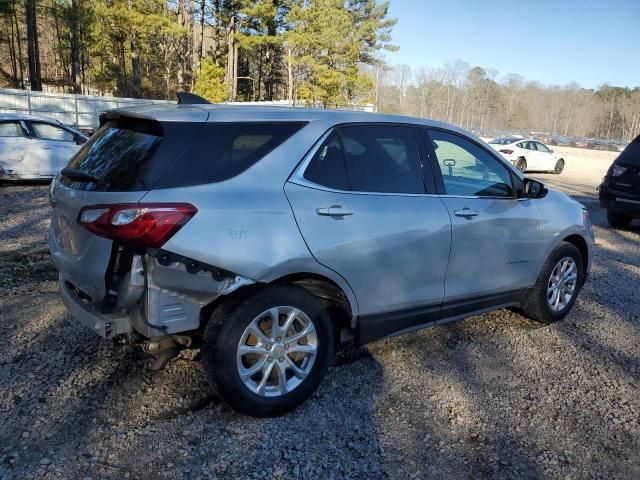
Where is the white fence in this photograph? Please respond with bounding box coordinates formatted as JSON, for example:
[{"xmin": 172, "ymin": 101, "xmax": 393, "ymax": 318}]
[
  {"xmin": 0, "ymin": 88, "xmax": 172, "ymax": 130},
  {"xmin": 0, "ymin": 88, "xmax": 376, "ymax": 130}
]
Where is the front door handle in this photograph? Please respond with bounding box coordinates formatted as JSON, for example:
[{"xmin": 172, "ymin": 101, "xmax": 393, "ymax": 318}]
[
  {"xmin": 316, "ymin": 205, "xmax": 354, "ymax": 217},
  {"xmin": 454, "ymin": 208, "xmax": 479, "ymax": 218}
]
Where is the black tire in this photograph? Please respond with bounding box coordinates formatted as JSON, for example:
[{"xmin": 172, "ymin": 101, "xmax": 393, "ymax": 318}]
[
  {"xmin": 553, "ymin": 159, "xmax": 565, "ymax": 174},
  {"xmin": 521, "ymin": 242, "xmax": 584, "ymax": 324},
  {"xmin": 607, "ymin": 209, "xmax": 632, "ymax": 229},
  {"xmin": 202, "ymin": 285, "xmax": 334, "ymax": 417},
  {"xmin": 516, "ymin": 158, "xmax": 527, "ymax": 172}
]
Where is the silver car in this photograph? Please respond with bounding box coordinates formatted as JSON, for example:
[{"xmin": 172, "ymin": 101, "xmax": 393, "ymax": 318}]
[
  {"xmin": 0, "ymin": 114, "xmax": 88, "ymax": 180},
  {"xmin": 49, "ymin": 103, "xmax": 594, "ymax": 417}
]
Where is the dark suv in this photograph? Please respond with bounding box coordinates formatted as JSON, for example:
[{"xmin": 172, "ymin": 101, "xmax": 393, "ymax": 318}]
[{"xmin": 599, "ymin": 135, "xmax": 640, "ymax": 228}]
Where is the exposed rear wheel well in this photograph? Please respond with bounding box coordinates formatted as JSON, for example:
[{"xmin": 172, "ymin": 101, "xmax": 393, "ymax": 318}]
[
  {"xmin": 273, "ymin": 273, "xmax": 353, "ymax": 334},
  {"xmin": 562, "ymin": 234, "xmax": 589, "ymax": 274},
  {"xmin": 201, "ymin": 273, "xmax": 354, "ymax": 343}
]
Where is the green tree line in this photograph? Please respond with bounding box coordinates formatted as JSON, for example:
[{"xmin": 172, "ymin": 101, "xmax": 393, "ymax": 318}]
[{"xmin": 0, "ymin": 0, "xmax": 396, "ymax": 105}]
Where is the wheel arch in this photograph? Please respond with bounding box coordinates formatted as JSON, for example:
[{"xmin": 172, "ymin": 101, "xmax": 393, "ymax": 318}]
[
  {"xmin": 562, "ymin": 233, "xmax": 589, "ymax": 275},
  {"xmin": 201, "ymin": 269, "xmax": 358, "ymax": 335}
]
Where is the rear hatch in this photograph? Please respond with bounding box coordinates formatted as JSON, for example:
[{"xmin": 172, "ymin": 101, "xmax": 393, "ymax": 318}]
[
  {"xmin": 49, "ymin": 107, "xmax": 207, "ymax": 302},
  {"xmin": 610, "ymin": 135, "xmax": 640, "ymax": 195}
]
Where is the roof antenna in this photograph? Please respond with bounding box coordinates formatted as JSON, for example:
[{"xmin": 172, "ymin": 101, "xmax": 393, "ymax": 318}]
[{"xmin": 176, "ymin": 92, "xmax": 211, "ymax": 105}]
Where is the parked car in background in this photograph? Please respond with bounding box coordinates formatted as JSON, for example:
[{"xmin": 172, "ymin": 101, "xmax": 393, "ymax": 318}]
[
  {"xmin": 548, "ymin": 134, "xmax": 571, "ymax": 146},
  {"xmin": 571, "ymin": 138, "xmax": 592, "ymax": 149},
  {"xmin": 0, "ymin": 114, "xmax": 88, "ymax": 181},
  {"xmin": 488, "ymin": 138, "xmax": 565, "ymax": 174},
  {"xmin": 599, "ymin": 134, "xmax": 640, "ymax": 228},
  {"xmin": 49, "ymin": 103, "xmax": 593, "ymax": 417}
]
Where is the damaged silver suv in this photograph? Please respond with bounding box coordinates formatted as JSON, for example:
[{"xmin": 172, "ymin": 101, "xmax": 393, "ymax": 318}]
[{"xmin": 49, "ymin": 100, "xmax": 594, "ymax": 416}]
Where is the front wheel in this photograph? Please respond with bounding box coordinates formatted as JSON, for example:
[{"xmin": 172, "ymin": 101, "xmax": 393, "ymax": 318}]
[
  {"xmin": 607, "ymin": 209, "xmax": 632, "ymax": 229},
  {"xmin": 202, "ymin": 285, "xmax": 334, "ymax": 417},
  {"xmin": 522, "ymin": 242, "xmax": 584, "ymax": 323},
  {"xmin": 553, "ymin": 159, "xmax": 565, "ymax": 174}
]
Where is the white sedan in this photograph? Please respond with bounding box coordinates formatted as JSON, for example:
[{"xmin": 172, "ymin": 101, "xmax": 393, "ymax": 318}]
[
  {"xmin": 488, "ymin": 137, "xmax": 565, "ymax": 174},
  {"xmin": 0, "ymin": 114, "xmax": 88, "ymax": 181}
]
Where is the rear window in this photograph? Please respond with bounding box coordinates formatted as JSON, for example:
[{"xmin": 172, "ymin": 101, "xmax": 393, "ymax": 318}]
[
  {"xmin": 61, "ymin": 118, "xmax": 201, "ymax": 191},
  {"xmin": 154, "ymin": 122, "xmax": 306, "ymax": 188},
  {"xmin": 616, "ymin": 135, "xmax": 640, "ymax": 166}
]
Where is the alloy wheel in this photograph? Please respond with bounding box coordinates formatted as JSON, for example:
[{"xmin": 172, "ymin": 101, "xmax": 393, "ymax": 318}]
[
  {"xmin": 236, "ymin": 306, "xmax": 318, "ymax": 397},
  {"xmin": 547, "ymin": 257, "xmax": 578, "ymax": 312}
]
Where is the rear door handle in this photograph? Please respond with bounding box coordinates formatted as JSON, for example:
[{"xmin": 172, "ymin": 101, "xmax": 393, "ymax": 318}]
[
  {"xmin": 454, "ymin": 208, "xmax": 479, "ymax": 218},
  {"xmin": 316, "ymin": 205, "xmax": 354, "ymax": 217}
]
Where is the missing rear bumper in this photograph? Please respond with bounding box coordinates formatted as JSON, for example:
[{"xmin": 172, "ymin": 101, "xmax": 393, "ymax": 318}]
[{"xmin": 59, "ymin": 276, "xmax": 132, "ymax": 339}]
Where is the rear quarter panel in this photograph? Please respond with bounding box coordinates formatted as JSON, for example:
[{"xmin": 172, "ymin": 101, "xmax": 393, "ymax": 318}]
[{"xmin": 140, "ymin": 119, "xmax": 360, "ymax": 314}]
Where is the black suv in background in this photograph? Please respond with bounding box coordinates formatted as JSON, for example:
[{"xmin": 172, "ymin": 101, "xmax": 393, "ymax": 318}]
[{"xmin": 599, "ymin": 135, "xmax": 640, "ymax": 228}]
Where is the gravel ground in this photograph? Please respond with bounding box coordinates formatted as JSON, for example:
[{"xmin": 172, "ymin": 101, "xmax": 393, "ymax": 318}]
[{"xmin": 1, "ymin": 148, "xmax": 639, "ymax": 480}]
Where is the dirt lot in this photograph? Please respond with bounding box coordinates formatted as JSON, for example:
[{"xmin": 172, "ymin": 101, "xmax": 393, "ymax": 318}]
[{"xmin": 1, "ymin": 146, "xmax": 639, "ymax": 480}]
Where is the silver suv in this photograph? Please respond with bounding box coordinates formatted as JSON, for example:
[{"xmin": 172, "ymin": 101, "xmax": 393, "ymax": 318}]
[{"xmin": 49, "ymin": 103, "xmax": 594, "ymax": 417}]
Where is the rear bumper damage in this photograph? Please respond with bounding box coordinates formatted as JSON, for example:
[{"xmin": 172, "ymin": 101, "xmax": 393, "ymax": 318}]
[{"xmin": 59, "ymin": 253, "xmax": 254, "ymax": 340}]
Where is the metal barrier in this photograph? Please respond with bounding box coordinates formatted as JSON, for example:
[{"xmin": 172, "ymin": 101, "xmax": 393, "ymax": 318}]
[
  {"xmin": 0, "ymin": 88, "xmax": 172, "ymax": 130},
  {"xmin": 0, "ymin": 88, "xmax": 376, "ymax": 130}
]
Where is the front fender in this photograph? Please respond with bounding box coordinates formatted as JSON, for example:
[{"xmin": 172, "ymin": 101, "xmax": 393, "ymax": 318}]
[{"xmin": 532, "ymin": 190, "xmax": 593, "ymax": 279}]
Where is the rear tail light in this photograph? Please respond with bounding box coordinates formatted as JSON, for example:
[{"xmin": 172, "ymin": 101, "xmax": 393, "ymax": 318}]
[
  {"xmin": 611, "ymin": 165, "xmax": 627, "ymax": 177},
  {"xmin": 78, "ymin": 203, "xmax": 197, "ymax": 247},
  {"xmin": 499, "ymin": 149, "xmax": 514, "ymax": 155}
]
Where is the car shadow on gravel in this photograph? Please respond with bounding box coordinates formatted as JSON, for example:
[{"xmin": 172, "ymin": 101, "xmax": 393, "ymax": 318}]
[
  {"xmin": 88, "ymin": 356, "xmax": 388, "ymax": 479},
  {"xmin": 368, "ymin": 317, "xmax": 548, "ymax": 479},
  {"xmin": 0, "ymin": 305, "xmax": 160, "ymax": 478}
]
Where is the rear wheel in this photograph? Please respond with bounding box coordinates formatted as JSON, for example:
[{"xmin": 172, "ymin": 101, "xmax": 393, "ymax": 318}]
[
  {"xmin": 522, "ymin": 242, "xmax": 584, "ymax": 324},
  {"xmin": 516, "ymin": 158, "xmax": 527, "ymax": 172},
  {"xmin": 553, "ymin": 159, "xmax": 565, "ymax": 174},
  {"xmin": 607, "ymin": 209, "xmax": 632, "ymax": 229},
  {"xmin": 202, "ymin": 285, "xmax": 334, "ymax": 417}
]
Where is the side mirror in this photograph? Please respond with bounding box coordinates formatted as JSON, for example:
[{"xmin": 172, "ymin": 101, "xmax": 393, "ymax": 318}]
[
  {"xmin": 549, "ymin": 149, "xmax": 554, "ymax": 153},
  {"xmin": 522, "ymin": 178, "xmax": 547, "ymax": 199},
  {"xmin": 75, "ymin": 135, "xmax": 86, "ymax": 145}
]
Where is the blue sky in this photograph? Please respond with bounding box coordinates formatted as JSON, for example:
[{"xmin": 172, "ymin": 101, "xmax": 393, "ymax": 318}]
[{"xmin": 384, "ymin": 0, "xmax": 640, "ymax": 89}]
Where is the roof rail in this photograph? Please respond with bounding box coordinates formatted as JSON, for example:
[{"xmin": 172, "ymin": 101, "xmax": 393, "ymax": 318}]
[{"xmin": 176, "ymin": 92, "xmax": 211, "ymax": 105}]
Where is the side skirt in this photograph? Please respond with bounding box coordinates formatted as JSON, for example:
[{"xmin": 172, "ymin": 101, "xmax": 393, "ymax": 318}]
[{"xmin": 357, "ymin": 289, "xmax": 528, "ymax": 345}]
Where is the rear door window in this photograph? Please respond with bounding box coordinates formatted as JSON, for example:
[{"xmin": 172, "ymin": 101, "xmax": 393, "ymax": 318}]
[
  {"xmin": 0, "ymin": 121, "xmax": 25, "ymax": 137},
  {"xmin": 338, "ymin": 125, "xmax": 425, "ymax": 194}
]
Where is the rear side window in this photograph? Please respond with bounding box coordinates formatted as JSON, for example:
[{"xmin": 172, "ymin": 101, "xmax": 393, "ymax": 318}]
[
  {"xmin": 304, "ymin": 131, "xmax": 349, "ymax": 190},
  {"xmin": 156, "ymin": 122, "xmax": 306, "ymax": 188},
  {"xmin": 339, "ymin": 125, "xmax": 425, "ymax": 194},
  {"xmin": 0, "ymin": 121, "xmax": 24, "ymax": 137},
  {"xmin": 61, "ymin": 118, "xmax": 201, "ymax": 191}
]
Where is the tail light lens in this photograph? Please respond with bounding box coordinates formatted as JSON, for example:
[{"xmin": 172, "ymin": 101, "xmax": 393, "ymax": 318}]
[
  {"xmin": 499, "ymin": 149, "xmax": 514, "ymax": 155},
  {"xmin": 78, "ymin": 203, "xmax": 197, "ymax": 248}
]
